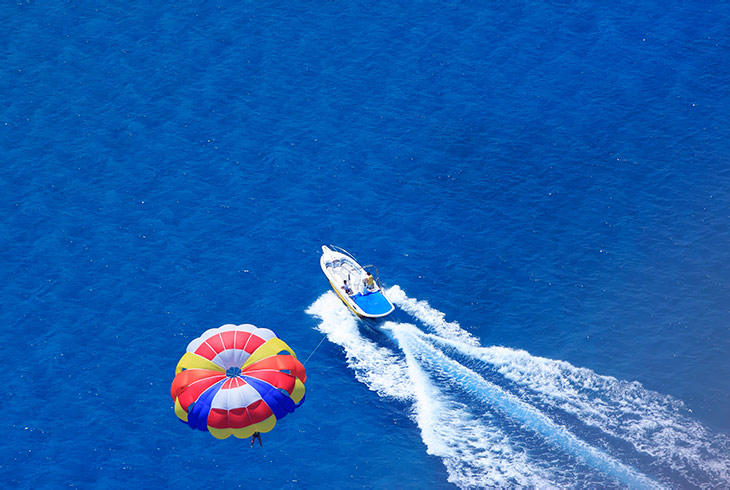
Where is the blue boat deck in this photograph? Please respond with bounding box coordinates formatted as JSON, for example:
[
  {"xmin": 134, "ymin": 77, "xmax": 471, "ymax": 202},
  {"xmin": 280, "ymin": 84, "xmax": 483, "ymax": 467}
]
[{"xmin": 352, "ymin": 290, "xmax": 394, "ymax": 316}]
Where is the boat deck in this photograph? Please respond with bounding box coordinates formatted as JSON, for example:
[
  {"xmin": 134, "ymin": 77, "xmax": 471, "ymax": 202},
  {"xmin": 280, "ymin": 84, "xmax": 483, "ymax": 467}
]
[
  {"xmin": 321, "ymin": 245, "xmax": 395, "ymax": 318},
  {"xmin": 324, "ymin": 257, "xmax": 373, "ymax": 296}
]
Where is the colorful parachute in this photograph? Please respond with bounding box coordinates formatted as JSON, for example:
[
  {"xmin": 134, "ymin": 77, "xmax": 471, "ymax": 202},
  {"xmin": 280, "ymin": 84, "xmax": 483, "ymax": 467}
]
[{"xmin": 170, "ymin": 324, "xmax": 306, "ymax": 439}]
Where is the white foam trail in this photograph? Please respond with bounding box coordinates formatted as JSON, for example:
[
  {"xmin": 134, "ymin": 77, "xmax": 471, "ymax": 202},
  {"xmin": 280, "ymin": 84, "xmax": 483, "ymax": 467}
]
[
  {"xmin": 420, "ymin": 331, "xmax": 730, "ymax": 486},
  {"xmin": 390, "ymin": 323, "xmax": 659, "ymax": 489},
  {"xmin": 383, "ymin": 321, "xmax": 554, "ymax": 488},
  {"xmin": 305, "ymin": 292, "xmax": 413, "ymax": 400},
  {"xmin": 306, "ymin": 291, "xmax": 553, "ymax": 488},
  {"xmin": 386, "ymin": 285, "xmax": 480, "ymax": 346},
  {"xmin": 307, "ymin": 287, "xmax": 730, "ymax": 488}
]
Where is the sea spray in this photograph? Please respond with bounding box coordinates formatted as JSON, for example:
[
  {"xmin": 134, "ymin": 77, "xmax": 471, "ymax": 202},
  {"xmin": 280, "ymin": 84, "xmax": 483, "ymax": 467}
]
[
  {"xmin": 387, "ymin": 322, "xmax": 659, "ymax": 489},
  {"xmin": 307, "ymin": 288, "xmax": 730, "ymax": 488},
  {"xmin": 305, "ymin": 292, "xmax": 412, "ymax": 400},
  {"xmin": 418, "ymin": 329, "xmax": 730, "ymax": 487},
  {"xmin": 384, "ymin": 319, "xmax": 553, "ymax": 488},
  {"xmin": 386, "ymin": 285, "xmax": 480, "ymax": 346}
]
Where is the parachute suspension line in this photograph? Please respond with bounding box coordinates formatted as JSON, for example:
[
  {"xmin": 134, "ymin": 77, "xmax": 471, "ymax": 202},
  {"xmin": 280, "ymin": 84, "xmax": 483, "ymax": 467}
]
[{"xmin": 303, "ymin": 334, "xmax": 327, "ymax": 365}]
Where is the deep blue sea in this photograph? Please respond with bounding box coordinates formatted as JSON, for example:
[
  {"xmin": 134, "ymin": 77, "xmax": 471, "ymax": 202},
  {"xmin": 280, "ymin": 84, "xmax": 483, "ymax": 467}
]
[{"xmin": 3, "ymin": 1, "xmax": 730, "ymax": 488}]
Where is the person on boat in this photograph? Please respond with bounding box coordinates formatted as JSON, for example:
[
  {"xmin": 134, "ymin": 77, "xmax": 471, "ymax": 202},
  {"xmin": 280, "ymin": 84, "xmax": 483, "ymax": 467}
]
[
  {"xmin": 341, "ymin": 280, "xmax": 354, "ymax": 296},
  {"xmin": 364, "ymin": 271, "xmax": 376, "ymax": 291},
  {"xmin": 251, "ymin": 431, "xmax": 262, "ymax": 448}
]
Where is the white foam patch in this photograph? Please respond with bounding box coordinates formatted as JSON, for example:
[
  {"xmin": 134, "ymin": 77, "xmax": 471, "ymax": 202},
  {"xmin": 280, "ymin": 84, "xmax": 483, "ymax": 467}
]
[
  {"xmin": 386, "ymin": 285, "xmax": 480, "ymax": 346},
  {"xmin": 305, "ymin": 292, "xmax": 413, "ymax": 400},
  {"xmin": 390, "ymin": 323, "xmax": 659, "ymax": 489},
  {"xmin": 383, "ymin": 320, "xmax": 554, "ymax": 488},
  {"xmin": 420, "ymin": 331, "xmax": 730, "ymax": 487},
  {"xmin": 306, "ymin": 292, "xmax": 554, "ymax": 488},
  {"xmin": 307, "ymin": 288, "xmax": 730, "ymax": 488}
]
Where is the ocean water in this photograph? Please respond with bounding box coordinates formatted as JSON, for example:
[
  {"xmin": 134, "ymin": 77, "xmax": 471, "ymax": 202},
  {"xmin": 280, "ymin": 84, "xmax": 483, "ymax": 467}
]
[{"xmin": 3, "ymin": 1, "xmax": 730, "ymax": 488}]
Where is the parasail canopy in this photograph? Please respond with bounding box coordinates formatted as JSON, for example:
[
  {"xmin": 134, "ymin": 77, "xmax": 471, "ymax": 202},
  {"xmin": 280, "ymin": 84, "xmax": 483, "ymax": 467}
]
[{"xmin": 170, "ymin": 324, "xmax": 306, "ymax": 439}]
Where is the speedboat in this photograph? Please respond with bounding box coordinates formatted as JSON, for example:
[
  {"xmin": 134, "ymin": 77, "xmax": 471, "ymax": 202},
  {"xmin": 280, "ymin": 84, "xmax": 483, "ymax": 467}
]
[{"xmin": 320, "ymin": 245, "xmax": 395, "ymax": 318}]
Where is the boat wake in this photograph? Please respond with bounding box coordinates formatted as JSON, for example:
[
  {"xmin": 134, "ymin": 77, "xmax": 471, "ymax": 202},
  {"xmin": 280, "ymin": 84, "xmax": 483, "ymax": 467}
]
[{"xmin": 306, "ymin": 287, "xmax": 730, "ymax": 489}]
